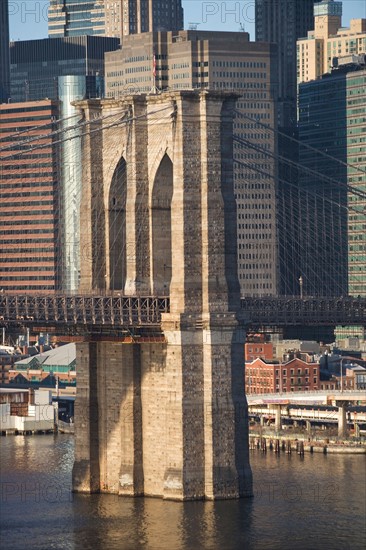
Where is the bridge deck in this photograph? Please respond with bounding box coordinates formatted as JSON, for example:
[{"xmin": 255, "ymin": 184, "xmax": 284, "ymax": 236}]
[{"xmin": 0, "ymin": 295, "xmax": 365, "ymax": 330}]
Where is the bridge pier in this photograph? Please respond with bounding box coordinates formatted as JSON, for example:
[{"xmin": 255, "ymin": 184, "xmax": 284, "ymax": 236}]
[
  {"xmin": 73, "ymin": 90, "xmax": 253, "ymax": 500},
  {"xmin": 72, "ymin": 342, "xmax": 144, "ymax": 495},
  {"xmin": 337, "ymin": 404, "xmax": 347, "ymax": 439},
  {"xmin": 72, "ymin": 323, "xmax": 252, "ymax": 500},
  {"xmin": 72, "ymin": 342, "xmax": 100, "ymax": 493},
  {"xmin": 274, "ymin": 405, "xmax": 282, "ymax": 432}
]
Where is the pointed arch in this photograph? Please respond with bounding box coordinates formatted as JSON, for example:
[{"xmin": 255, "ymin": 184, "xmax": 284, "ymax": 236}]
[
  {"xmin": 151, "ymin": 154, "xmax": 173, "ymax": 295},
  {"xmin": 109, "ymin": 157, "xmax": 127, "ymax": 291}
]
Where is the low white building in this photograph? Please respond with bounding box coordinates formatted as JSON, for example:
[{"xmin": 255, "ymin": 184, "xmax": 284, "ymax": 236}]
[{"xmin": 0, "ymin": 388, "xmax": 54, "ymax": 434}]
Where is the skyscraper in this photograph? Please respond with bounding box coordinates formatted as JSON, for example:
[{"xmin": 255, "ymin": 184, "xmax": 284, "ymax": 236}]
[
  {"xmin": 255, "ymin": 0, "xmax": 319, "ymax": 128},
  {"xmin": 0, "ymin": 0, "xmax": 10, "ymax": 102},
  {"xmin": 255, "ymin": 0, "xmax": 321, "ymax": 296},
  {"xmin": 297, "ymin": 4, "xmax": 366, "ymax": 85},
  {"xmin": 0, "ymin": 100, "xmax": 61, "ymax": 293},
  {"xmin": 48, "ymin": 0, "xmax": 105, "ymax": 36},
  {"xmin": 48, "ymin": 0, "xmax": 184, "ymax": 39},
  {"xmin": 298, "ymin": 58, "xmax": 366, "ymax": 298}
]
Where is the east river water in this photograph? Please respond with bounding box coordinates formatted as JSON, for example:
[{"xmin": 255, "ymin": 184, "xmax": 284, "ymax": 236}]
[{"xmin": 0, "ymin": 435, "xmax": 365, "ymax": 550}]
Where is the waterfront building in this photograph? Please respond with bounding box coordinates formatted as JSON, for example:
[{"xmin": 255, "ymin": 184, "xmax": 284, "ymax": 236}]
[
  {"xmin": 298, "ymin": 58, "xmax": 366, "ymax": 297},
  {"xmin": 9, "ymin": 36, "xmax": 119, "ymax": 103},
  {"xmin": 9, "ymin": 343, "xmax": 76, "ymax": 387},
  {"xmin": 105, "ymin": 30, "xmax": 279, "ymax": 296},
  {"xmin": 48, "ymin": 0, "xmax": 184, "ymax": 39},
  {"xmin": 0, "ymin": 388, "xmax": 55, "ymax": 433},
  {"xmin": 0, "ymin": 0, "xmax": 10, "ymax": 102},
  {"xmin": 246, "ymin": 357, "xmax": 320, "ymax": 394},
  {"xmin": 297, "ymin": 1, "xmax": 366, "ymax": 85},
  {"xmin": 0, "ymin": 100, "xmax": 60, "ymax": 293}
]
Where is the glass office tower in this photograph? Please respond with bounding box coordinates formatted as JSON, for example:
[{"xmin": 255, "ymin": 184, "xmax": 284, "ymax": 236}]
[{"xmin": 48, "ymin": 0, "xmax": 184, "ymax": 39}]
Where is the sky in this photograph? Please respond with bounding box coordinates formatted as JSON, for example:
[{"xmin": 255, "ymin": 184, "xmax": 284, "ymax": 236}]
[{"xmin": 8, "ymin": 0, "xmax": 366, "ymax": 42}]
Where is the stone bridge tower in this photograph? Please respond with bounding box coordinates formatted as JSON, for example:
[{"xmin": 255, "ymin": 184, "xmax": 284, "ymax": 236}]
[{"xmin": 72, "ymin": 91, "xmax": 253, "ymax": 500}]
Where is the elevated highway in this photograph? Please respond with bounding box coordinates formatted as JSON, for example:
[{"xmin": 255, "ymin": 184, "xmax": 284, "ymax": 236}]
[{"xmin": 247, "ymin": 390, "xmax": 366, "ymax": 406}]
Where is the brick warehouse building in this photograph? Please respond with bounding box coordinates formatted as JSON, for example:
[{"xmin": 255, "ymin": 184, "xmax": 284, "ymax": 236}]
[
  {"xmin": 0, "ymin": 100, "xmax": 60, "ymax": 293},
  {"xmin": 246, "ymin": 357, "xmax": 320, "ymax": 394}
]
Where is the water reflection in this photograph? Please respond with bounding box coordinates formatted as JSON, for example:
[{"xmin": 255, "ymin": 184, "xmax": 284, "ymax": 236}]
[
  {"xmin": 71, "ymin": 495, "xmax": 254, "ymax": 550},
  {"xmin": 1, "ymin": 436, "xmax": 365, "ymax": 550}
]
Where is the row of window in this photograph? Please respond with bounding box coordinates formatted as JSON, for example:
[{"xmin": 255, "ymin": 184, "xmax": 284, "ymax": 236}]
[
  {"xmin": 2, "ymin": 220, "xmax": 54, "ymax": 226},
  {"xmin": 0, "ymin": 204, "xmax": 55, "ymax": 214},
  {"xmin": 239, "ymin": 253, "xmax": 273, "ymax": 260},
  {"xmin": 0, "ymin": 285, "xmax": 56, "ymax": 290},
  {"xmin": 0, "ymin": 106, "xmax": 56, "ymax": 115},
  {"xmin": 0, "ymin": 266, "xmax": 55, "ymax": 272},
  {"xmin": 0, "ymin": 238, "xmax": 55, "ymax": 244},
  {"xmin": 0, "ymin": 181, "xmax": 55, "ymax": 189},
  {"xmin": 0, "ymin": 276, "xmax": 55, "ymax": 281},
  {"xmin": 0, "ymin": 173, "xmax": 56, "ymax": 180},
  {"xmin": 0, "ymin": 229, "xmax": 54, "ymax": 235},
  {"xmin": 212, "ymin": 61, "xmax": 266, "ymax": 69}
]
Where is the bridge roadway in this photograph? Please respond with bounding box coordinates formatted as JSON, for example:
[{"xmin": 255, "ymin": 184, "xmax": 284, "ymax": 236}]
[
  {"xmin": 248, "ymin": 406, "xmax": 366, "ymax": 425},
  {"xmin": 247, "ymin": 390, "xmax": 366, "ymax": 436},
  {"xmin": 0, "ymin": 294, "xmax": 365, "ymax": 333},
  {"xmin": 247, "ymin": 390, "xmax": 366, "ymax": 405}
]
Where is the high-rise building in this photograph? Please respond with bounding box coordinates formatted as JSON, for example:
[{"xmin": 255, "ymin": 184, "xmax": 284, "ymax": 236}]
[
  {"xmin": 9, "ymin": 36, "xmax": 119, "ymax": 102},
  {"xmin": 0, "ymin": 0, "xmax": 10, "ymax": 102},
  {"xmin": 0, "ymin": 100, "xmax": 61, "ymax": 293},
  {"xmin": 297, "ymin": 3, "xmax": 366, "ymax": 85},
  {"xmin": 48, "ymin": 0, "xmax": 184, "ymax": 39},
  {"xmin": 255, "ymin": 1, "xmax": 321, "ymax": 296},
  {"xmin": 255, "ymin": 0, "xmax": 319, "ymax": 127},
  {"xmin": 105, "ymin": 30, "xmax": 279, "ymax": 297},
  {"xmin": 298, "ymin": 58, "xmax": 366, "ymax": 297},
  {"xmin": 48, "ymin": 0, "xmax": 105, "ymax": 37}
]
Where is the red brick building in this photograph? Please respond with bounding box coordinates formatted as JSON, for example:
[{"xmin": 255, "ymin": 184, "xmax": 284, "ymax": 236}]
[
  {"xmin": 245, "ymin": 342, "xmax": 273, "ymax": 362},
  {"xmin": 246, "ymin": 357, "xmax": 320, "ymax": 394}
]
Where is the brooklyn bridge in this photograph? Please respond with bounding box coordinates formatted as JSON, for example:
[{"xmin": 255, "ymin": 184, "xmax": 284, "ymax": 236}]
[{"xmin": 0, "ymin": 90, "xmax": 365, "ymax": 501}]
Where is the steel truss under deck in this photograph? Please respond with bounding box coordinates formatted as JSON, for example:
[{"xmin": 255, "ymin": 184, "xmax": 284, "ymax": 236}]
[
  {"xmin": 0, "ymin": 295, "xmax": 169, "ymax": 330},
  {"xmin": 0, "ymin": 295, "xmax": 365, "ymax": 333},
  {"xmin": 241, "ymin": 297, "xmax": 366, "ymax": 327}
]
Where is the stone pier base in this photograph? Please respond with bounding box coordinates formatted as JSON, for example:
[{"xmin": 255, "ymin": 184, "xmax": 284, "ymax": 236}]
[{"xmin": 72, "ymin": 331, "xmax": 253, "ymax": 501}]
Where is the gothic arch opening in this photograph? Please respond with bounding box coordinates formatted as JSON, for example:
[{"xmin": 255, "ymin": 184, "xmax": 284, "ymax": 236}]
[
  {"xmin": 151, "ymin": 154, "xmax": 173, "ymax": 295},
  {"xmin": 109, "ymin": 157, "xmax": 127, "ymax": 291}
]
